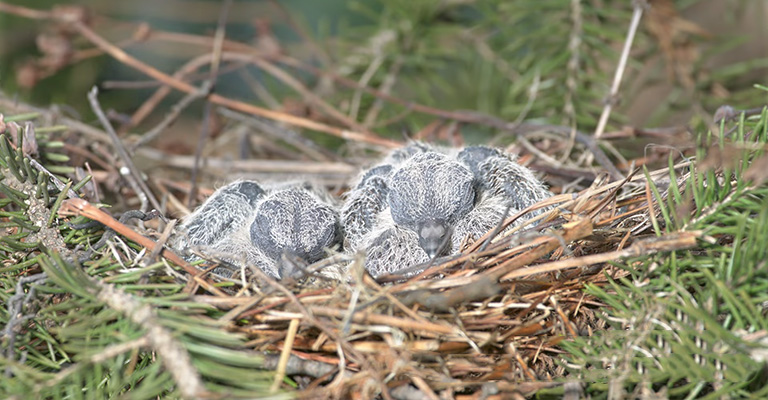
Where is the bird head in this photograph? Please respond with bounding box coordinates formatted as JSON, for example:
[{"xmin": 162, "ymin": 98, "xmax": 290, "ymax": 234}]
[
  {"xmin": 417, "ymin": 219, "xmax": 451, "ymax": 257},
  {"xmin": 457, "ymin": 146, "xmax": 501, "ymax": 176},
  {"xmin": 387, "ymin": 152, "xmax": 475, "ymax": 257}
]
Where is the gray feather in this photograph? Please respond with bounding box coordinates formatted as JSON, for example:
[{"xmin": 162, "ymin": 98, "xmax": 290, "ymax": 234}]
[
  {"xmin": 179, "ymin": 180, "xmax": 264, "ymax": 251},
  {"xmin": 250, "ymin": 188, "xmax": 340, "ymax": 264},
  {"xmin": 475, "ymin": 153, "xmax": 551, "ymax": 211},
  {"xmin": 177, "ymin": 181, "xmax": 340, "ymax": 280},
  {"xmin": 363, "ymin": 223, "xmax": 429, "ymax": 278},
  {"xmin": 387, "ymin": 152, "xmax": 475, "ymax": 229},
  {"xmin": 457, "ymin": 146, "xmax": 502, "ymax": 176},
  {"xmin": 204, "ymin": 224, "xmax": 279, "ymax": 278},
  {"xmin": 341, "ymin": 165, "xmax": 392, "ymax": 249}
]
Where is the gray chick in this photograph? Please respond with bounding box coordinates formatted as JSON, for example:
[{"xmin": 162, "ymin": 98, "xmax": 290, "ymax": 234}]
[
  {"xmin": 387, "ymin": 151, "xmax": 476, "ymax": 257},
  {"xmin": 362, "ymin": 220, "xmax": 429, "ymax": 278},
  {"xmin": 345, "ymin": 144, "xmax": 551, "ymax": 278},
  {"xmin": 458, "ymin": 146, "xmax": 550, "ymax": 211},
  {"xmin": 345, "ymin": 150, "xmax": 476, "ymax": 277},
  {"xmin": 249, "ymin": 187, "xmax": 341, "ymax": 277},
  {"xmin": 178, "ymin": 181, "xmax": 341, "ymax": 279},
  {"xmin": 341, "ymin": 142, "xmax": 435, "ymax": 250}
]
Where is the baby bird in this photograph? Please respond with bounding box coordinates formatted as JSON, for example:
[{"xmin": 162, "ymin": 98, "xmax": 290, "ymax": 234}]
[
  {"xmin": 177, "ymin": 181, "xmax": 341, "ymax": 279},
  {"xmin": 387, "ymin": 152, "xmax": 476, "ymax": 257},
  {"xmin": 343, "ymin": 143, "xmax": 551, "ymax": 277},
  {"xmin": 250, "ymin": 187, "xmax": 341, "ymax": 269}
]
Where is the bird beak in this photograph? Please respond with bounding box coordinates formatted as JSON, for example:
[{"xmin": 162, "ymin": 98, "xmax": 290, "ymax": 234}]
[{"xmin": 418, "ymin": 220, "xmax": 450, "ymax": 258}]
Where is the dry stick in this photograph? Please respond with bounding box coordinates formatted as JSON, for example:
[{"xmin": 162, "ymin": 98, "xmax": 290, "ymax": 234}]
[
  {"xmin": 593, "ymin": 1, "xmax": 646, "ymax": 139},
  {"xmin": 188, "ymin": 98, "xmax": 213, "ymax": 211},
  {"xmin": 69, "ymin": 21, "xmax": 401, "ymax": 149},
  {"xmin": 265, "ymin": 52, "xmax": 623, "ymax": 177},
  {"xmin": 415, "ymin": 218, "xmax": 595, "ymax": 292},
  {"xmin": 217, "ymin": 108, "xmax": 340, "ymax": 162},
  {"xmin": 238, "ymin": 67, "xmax": 282, "ymax": 109},
  {"xmin": 87, "ymin": 87, "xmax": 162, "ymax": 213},
  {"xmin": 235, "ymin": 288, "xmax": 336, "ymax": 319},
  {"xmin": 307, "ymin": 307, "xmax": 485, "ymax": 340},
  {"xmin": 349, "ymin": 51, "xmax": 385, "ymax": 122},
  {"xmin": 410, "ymin": 376, "xmax": 440, "ymax": 400},
  {"xmin": 466, "ymin": 193, "xmax": 573, "ymax": 254},
  {"xmin": 251, "ymin": 57, "xmax": 371, "ymax": 134},
  {"xmin": 271, "ymin": 318, "xmax": 300, "ymax": 393},
  {"xmin": 550, "ymin": 296, "xmax": 577, "ymax": 337},
  {"xmin": 147, "ymin": 219, "xmax": 176, "ymax": 263},
  {"xmin": 136, "ymin": 147, "xmax": 356, "ymax": 175},
  {"xmin": 132, "ymin": 88, "xmax": 207, "ymax": 150},
  {"xmin": 134, "ymin": 50, "xmax": 373, "ymax": 137},
  {"xmin": 188, "ymin": 0, "xmax": 232, "ymax": 209},
  {"xmin": 246, "ymin": 264, "xmax": 369, "ymax": 368},
  {"xmin": 206, "ymin": 0, "xmax": 231, "ymax": 85},
  {"xmin": 0, "ymin": 4, "xmax": 628, "ymax": 170},
  {"xmin": 129, "ymin": 53, "xmax": 216, "ymax": 132},
  {"xmin": 107, "ymin": 61, "xmax": 250, "ymax": 91},
  {"xmin": 469, "ymin": 159, "xmax": 695, "ymax": 260},
  {"xmin": 563, "ymin": 0, "xmax": 583, "ymax": 127},
  {"xmin": 513, "ymin": 122, "xmax": 624, "ymax": 180},
  {"xmin": 585, "ymin": 166, "xmax": 639, "ymax": 221},
  {"xmin": 363, "ymin": 57, "xmax": 403, "ymax": 128},
  {"xmin": 4, "ymin": 3, "xmax": 619, "ymax": 173},
  {"xmin": 57, "ymin": 198, "xmax": 226, "ymax": 296},
  {"xmin": 0, "ymin": 2, "xmax": 50, "ymax": 18},
  {"xmin": 500, "ymin": 231, "xmax": 700, "ymax": 281}
]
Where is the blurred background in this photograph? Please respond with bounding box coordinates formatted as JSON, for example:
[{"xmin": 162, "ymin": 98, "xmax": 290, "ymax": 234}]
[
  {"xmin": 1, "ymin": 0, "xmax": 767, "ymax": 192},
  {"xmin": 2, "ymin": 0, "xmax": 765, "ymax": 127}
]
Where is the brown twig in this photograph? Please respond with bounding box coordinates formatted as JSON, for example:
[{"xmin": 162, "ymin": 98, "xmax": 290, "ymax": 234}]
[
  {"xmin": 500, "ymin": 231, "xmax": 700, "ymax": 280},
  {"xmin": 593, "ymin": 0, "xmax": 647, "ymax": 139},
  {"xmin": 216, "ymin": 108, "xmax": 340, "ymax": 162},
  {"xmin": 87, "ymin": 87, "xmax": 162, "ymax": 213},
  {"xmin": 57, "ymin": 198, "xmax": 226, "ymax": 296},
  {"xmin": 187, "ymin": 0, "xmax": 233, "ymax": 209},
  {"xmin": 67, "ymin": 20, "xmax": 401, "ymax": 149}
]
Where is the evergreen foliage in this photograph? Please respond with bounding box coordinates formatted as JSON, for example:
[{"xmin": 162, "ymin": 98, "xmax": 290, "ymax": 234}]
[
  {"xmin": 555, "ymin": 106, "xmax": 768, "ymax": 398},
  {"xmin": 0, "ymin": 123, "xmax": 284, "ymax": 399}
]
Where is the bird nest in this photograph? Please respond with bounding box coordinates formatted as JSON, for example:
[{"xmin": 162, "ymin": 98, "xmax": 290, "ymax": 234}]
[
  {"xmin": 184, "ymin": 171, "xmax": 699, "ymax": 399},
  {"xmin": 0, "ymin": 105, "xmax": 730, "ymax": 399}
]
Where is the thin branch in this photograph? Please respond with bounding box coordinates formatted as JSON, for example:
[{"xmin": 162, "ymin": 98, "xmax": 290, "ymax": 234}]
[
  {"xmin": 87, "ymin": 87, "xmax": 162, "ymax": 213},
  {"xmin": 131, "ymin": 88, "xmax": 207, "ymax": 150},
  {"xmin": 500, "ymin": 231, "xmax": 699, "ymax": 280},
  {"xmin": 57, "ymin": 198, "xmax": 227, "ymax": 296},
  {"xmin": 68, "ymin": 20, "xmax": 400, "ymax": 149},
  {"xmin": 593, "ymin": 1, "xmax": 646, "ymax": 139},
  {"xmin": 188, "ymin": 0, "xmax": 232, "ymax": 209}
]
